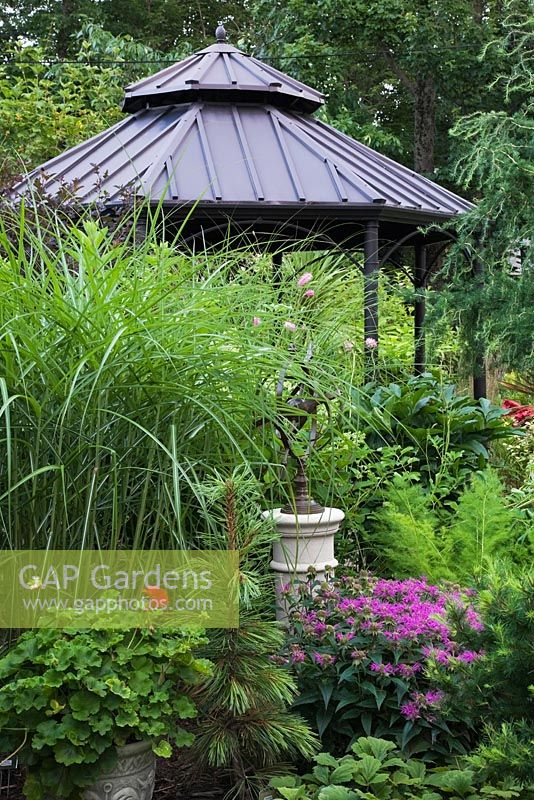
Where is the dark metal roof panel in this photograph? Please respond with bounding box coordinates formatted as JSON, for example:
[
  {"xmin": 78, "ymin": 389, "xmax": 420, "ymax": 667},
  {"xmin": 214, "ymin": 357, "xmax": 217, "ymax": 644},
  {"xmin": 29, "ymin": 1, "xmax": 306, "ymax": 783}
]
[
  {"xmin": 13, "ymin": 103, "xmax": 473, "ymax": 217},
  {"xmin": 122, "ymin": 43, "xmax": 325, "ymax": 113}
]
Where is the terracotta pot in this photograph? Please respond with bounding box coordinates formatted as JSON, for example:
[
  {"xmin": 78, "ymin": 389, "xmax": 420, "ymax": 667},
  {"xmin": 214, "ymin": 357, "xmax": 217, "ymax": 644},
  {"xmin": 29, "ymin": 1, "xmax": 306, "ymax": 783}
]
[{"xmin": 82, "ymin": 741, "xmax": 155, "ymax": 800}]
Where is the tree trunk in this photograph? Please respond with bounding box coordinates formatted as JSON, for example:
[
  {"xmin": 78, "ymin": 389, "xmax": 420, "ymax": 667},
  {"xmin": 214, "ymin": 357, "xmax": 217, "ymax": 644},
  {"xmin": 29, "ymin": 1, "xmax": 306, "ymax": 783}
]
[
  {"xmin": 57, "ymin": 0, "xmax": 74, "ymax": 58},
  {"xmin": 472, "ymin": 0, "xmax": 484, "ymax": 24},
  {"xmin": 414, "ymin": 76, "xmax": 436, "ymax": 173}
]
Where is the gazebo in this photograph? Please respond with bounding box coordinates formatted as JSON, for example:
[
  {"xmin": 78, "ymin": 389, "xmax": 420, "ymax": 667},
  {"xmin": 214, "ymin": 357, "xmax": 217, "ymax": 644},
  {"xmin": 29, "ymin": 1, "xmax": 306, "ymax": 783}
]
[{"xmin": 13, "ymin": 25, "xmax": 485, "ymax": 395}]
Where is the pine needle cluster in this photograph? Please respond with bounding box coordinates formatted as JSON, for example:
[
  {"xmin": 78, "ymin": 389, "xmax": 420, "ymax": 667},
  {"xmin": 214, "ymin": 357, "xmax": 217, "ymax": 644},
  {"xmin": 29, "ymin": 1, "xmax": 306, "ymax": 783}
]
[{"xmin": 185, "ymin": 471, "xmax": 318, "ymax": 799}]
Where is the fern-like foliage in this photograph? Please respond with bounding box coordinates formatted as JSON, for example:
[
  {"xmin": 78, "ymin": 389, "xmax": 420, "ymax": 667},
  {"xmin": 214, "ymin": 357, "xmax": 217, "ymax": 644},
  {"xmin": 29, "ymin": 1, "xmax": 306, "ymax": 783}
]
[
  {"xmin": 445, "ymin": 470, "xmax": 530, "ymax": 580},
  {"xmin": 366, "ymin": 470, "xmax": 533, "ymax": 582},
  {"xmin": 367, "ymin": 475, "xmax": 448, "ymax": 579}
]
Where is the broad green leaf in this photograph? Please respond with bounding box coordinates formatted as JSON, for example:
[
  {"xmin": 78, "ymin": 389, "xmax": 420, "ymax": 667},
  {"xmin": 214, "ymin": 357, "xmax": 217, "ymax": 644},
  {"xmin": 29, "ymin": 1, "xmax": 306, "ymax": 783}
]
[
  {"xmin": 318, "ymin": 786, "xmax": 352, "ymax": 800},
  {"xmin": 152, "ymin": 740, "xmax": 173, "ymax": 758}
]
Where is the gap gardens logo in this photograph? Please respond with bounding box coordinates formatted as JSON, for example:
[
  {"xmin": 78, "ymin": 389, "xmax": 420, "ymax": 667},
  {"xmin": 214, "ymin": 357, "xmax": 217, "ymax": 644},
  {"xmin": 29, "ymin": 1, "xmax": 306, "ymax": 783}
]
[{"xmin": 0, "ymin": 550, "xmax": 239, "ymax": 628}]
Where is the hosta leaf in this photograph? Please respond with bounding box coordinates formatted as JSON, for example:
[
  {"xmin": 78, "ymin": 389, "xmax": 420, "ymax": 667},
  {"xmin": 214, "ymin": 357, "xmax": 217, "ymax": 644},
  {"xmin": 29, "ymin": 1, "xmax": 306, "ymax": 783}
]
[
  {"xmin": 278, "ymin": 787, "xmax": 307, "ymax": 800},
  {"xmin": 353, "ymin": 755, "xmax": 382, "ymax": 783},
  {"xmin": 330, "ymin": 763, "xmax": 355, "ymax": 784},
  {"xmin": 312, "ymin": 765, "xmax": 331, "ymax": 785},
  {"xmin": 270, "ymin": 776, "xmax": 299, "ymax": 789},
  {"xmin": 426, "ymin": 769, "xmax": 475, "ymax": 792},
  {"xmin": 354, "ymin": 737, "xmax": 396, "ymax": 760}
]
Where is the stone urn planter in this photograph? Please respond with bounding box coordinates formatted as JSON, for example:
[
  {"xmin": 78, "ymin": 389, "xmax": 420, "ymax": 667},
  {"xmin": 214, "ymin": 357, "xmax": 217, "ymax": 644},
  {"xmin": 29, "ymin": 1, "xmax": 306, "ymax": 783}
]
[
  {"xmin": 264, "ymin": 505, "xmax": 344, "ymax": 620},
  {"xmin": 82, "ymin": 741, "xmax": 156, "ymax": 800}
]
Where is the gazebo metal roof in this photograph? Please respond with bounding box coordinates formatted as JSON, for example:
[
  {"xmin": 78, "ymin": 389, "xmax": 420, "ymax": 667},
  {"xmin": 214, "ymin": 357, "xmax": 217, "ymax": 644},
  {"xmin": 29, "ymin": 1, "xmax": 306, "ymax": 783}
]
[
  {"xmin": 11, "ymin": 26, "xmax": 485, "ymax": 394},
  {"xmin": 122, "ymin": 39, "xmax": 325, "ymax": 113},
  {"xmin": 14, "ymin": 26, "xmax": 472, "ymax": 246},
  {"xmin": 19, "ymin": 103, "xmax": 471, "ymax": 216}
]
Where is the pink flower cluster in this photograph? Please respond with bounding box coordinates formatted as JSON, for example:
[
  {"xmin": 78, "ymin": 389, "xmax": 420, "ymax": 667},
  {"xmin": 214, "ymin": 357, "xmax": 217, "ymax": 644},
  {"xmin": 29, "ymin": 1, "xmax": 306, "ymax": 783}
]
[
  {"xmin": 288, "ymin": 574, "xmax": 484, "ymax": 677},
  {"xmin": 401, "ymin": 689, "xmax": 445, "ymax": 720},
  {"xmin": 253, "ymin": 271, "xmax": 316, "ymax": 332},
  {"xmin": 298, "ymin": 272, "xmax": 315, "ymax": 299},
  {"xmin": 298, "ymin": 272, "xmax": 313, "ymax": 287}
]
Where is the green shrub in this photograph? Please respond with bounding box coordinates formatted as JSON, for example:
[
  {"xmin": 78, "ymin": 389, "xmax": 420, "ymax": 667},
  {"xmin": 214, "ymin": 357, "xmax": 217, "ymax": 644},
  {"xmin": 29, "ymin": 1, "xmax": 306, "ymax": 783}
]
[
  {"xmin": 0, "ymin": 627, "xmax": 211, "ymax": 800},
  {"xmin": 269, "ymin": 736, "xmax": 523, "ymax": 799},
  {"xmin": 350, "ymin": 374, "xmax": 515, "ymax": 503},
  {"xmin": 466, "ymin": 721, "xmax": 534, "ymax": 789},
  {"xmin": 166, "ymin": 470, "xmax": 319, "ymax": 800},
  {"xmin": 366, "ymin": 471, "xmax": 533, "ymax": 582},
  {"xmin": 495, "ymin": 419, "xmax": 534, "ymax": 489},
  {"xmin": 284, "ymin": 574, "xmax": 482, "ymax": 759},
  {"xmin": 310, "ymin": 432, "xmax": 418, "ymax": 562},
  {"xmin": 431, "ymin": 565, "xmax": 534, "ymax": 787},
  {"xmin": 187, "ymin": 617, "xmax": 319, "ymax": 800},
  {"xmin": 436, "ymin": 566, "xmax": 534, "ymax": 725}
]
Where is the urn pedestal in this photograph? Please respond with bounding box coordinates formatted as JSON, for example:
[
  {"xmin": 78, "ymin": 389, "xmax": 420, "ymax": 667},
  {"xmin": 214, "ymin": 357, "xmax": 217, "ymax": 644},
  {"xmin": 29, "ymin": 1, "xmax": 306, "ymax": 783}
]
[{"xmin": 264, "ymin": 506, "xmax": 344, "ymax": 620}]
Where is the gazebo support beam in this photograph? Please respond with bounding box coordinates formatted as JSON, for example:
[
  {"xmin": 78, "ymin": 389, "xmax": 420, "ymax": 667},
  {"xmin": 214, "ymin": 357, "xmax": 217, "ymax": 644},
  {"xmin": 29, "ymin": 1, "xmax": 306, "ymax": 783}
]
[
  {"xmin": 363, "ymin": 221, "xmax": 380, "ymax": 369},
  {"xmin": 272, "ymin": 251, "xmax": 283, "ymax": 285},
  {"xmin": 414, "ymin": 243, "xmax": 426, "ymax": 374}
]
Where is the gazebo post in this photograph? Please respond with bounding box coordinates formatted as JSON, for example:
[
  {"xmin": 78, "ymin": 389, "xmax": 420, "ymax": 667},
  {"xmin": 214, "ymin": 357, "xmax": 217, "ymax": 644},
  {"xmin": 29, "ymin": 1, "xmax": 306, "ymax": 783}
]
[
  {"xmin": 272, "ymin": 251, "xmax": 283, "ymax": 286},
  {"xmin": 414, "ymin": 242, "xmax": 426, "ymax": 374},
  {"xmin": 472, "ymin": 257, "xmax": 487, "ymax": 399},
  {"xmin": 363, "ymin": 220, "xmax": 380, "ymax": 370}
]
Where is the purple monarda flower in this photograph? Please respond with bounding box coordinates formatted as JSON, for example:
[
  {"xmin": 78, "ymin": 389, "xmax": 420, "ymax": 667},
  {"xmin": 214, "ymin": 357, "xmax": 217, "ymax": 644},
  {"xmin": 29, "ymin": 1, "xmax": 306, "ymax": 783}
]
[
  {"xmin": 400, "ymin": 701, "xmax": 421, "ymax": 720},
  {"xmin": 283, "ymin": 573, "xmax": 484, "ymax": 734},
  {"xmin": 290, "ymin": 648, "xmax": 306, "ymax": 664},
  {"xmin": 424, "ymin": 690, "xmax": 445, "ymax": 705},
  {"xmin": 457, "ymin": 650, "xmax": 480, "ymax": 663},
  {"xmin": 312, "ymin": 652, "xmax": 336, "ymax": 667}
]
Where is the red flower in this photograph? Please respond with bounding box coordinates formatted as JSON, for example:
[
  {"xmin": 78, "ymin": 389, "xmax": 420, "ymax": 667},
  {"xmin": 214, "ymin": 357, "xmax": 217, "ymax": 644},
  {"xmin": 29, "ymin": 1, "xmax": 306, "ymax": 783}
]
[
  {"xmin": 144, "ymin": 586, "xmax": 169, "ymax": 608},
  {"xmin": 502, "ymin": 399, "xmax": 534, "ymax": 426}
]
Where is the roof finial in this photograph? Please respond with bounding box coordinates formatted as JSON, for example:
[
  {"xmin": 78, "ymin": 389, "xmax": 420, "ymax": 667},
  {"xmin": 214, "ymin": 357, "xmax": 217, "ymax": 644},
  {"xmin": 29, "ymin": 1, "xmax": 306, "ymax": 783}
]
[{"xmin": 215, "ymin": 24, "xmax": 227, "ymax": 43}]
